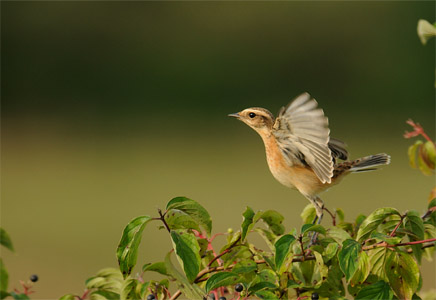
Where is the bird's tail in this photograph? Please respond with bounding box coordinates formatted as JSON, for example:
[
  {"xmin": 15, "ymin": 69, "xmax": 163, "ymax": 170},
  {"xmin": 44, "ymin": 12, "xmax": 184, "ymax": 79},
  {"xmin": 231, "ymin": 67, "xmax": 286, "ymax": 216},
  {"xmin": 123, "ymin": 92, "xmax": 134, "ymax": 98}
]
[{"xmin": 349, "ymin": 153, "xmax": 391, "ymax": 172}]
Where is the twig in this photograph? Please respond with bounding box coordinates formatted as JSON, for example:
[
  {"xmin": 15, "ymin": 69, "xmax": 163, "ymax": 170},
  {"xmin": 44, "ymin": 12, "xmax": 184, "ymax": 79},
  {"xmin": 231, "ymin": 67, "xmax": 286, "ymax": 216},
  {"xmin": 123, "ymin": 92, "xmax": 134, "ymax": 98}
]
[
  {"xmin": 323, "ymin": 207, "xmax": 336, "ymax": 226},
  {"xmin": 298, "ymin": 235, "xmax": 306, "ymax": 261},
  {"xmin": 208, "ymin": 248, "xmax": 230, "ymax": 267},
  {"xmin": 169, "ymin": 290, "xmax": 181, "ymax": 300},
  {"xmin": 158, "ymin": 209, "xmax": 171, "ymax": 233},
  {"xmin": 389, "ymin": 215, "xmax": 404, "ymax": 237},
  {"xmin": 404, "ymin": 119, "xmax": 434, "ymax": 144},
  {"xmin": 363, "ymin": 238, "xmax": 436, "ymax": 251}
]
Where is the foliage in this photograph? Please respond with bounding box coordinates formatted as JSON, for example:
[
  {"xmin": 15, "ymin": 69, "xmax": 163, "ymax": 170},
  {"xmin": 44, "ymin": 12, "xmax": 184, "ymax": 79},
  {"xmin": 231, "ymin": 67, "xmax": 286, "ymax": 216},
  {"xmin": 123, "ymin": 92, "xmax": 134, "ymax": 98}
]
[{"xmin": 54, "ymin": 194, "xmax": 436, "ymax": 300}]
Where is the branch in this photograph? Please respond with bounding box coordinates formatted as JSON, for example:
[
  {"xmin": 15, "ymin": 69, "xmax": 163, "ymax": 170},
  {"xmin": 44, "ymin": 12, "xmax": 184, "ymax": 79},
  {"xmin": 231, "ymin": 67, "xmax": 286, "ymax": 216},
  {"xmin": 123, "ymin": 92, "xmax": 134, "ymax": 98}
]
[
  {"xmin": 404, "ymin": 119, "xmax": 434, "ymax": 144},
  {"xmin": 158, "ymin": 209, "xmax": 171, "ymax": 233},
  {"xmin": 169, "ymin": 290, "xmax": 181, "ymax": 300},
  {"xmin": 363, "ymin": 238, "xmax": 436, "ymax": 251},
  {"xmin": 389, "ymin": 215, "xmax": 404, "ymax": 237}
]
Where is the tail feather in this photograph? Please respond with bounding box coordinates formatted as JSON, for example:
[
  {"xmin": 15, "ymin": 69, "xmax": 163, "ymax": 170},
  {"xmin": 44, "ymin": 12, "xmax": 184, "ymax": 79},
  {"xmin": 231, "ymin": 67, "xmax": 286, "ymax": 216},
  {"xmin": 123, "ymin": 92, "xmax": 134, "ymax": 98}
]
[{"xmin": 350, "ymin": 153, "xmax": 391, "ymax": 172}]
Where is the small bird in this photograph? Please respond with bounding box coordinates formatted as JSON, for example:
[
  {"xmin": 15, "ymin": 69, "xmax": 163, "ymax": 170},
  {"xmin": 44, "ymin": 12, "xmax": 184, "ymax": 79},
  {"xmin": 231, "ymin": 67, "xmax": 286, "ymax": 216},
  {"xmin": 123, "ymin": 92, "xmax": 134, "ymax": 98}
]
[{"xmin": 229, "ymin": 92, "xmax": 390, "ymax": 224}]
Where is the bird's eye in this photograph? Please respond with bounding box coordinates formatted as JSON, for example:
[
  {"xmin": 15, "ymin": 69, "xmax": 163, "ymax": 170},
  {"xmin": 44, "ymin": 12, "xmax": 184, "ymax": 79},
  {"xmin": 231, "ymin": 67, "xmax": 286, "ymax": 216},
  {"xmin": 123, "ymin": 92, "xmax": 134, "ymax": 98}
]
[{"xmin": 249, "ymin": 112, "xmax": 256, "ymax": 118}]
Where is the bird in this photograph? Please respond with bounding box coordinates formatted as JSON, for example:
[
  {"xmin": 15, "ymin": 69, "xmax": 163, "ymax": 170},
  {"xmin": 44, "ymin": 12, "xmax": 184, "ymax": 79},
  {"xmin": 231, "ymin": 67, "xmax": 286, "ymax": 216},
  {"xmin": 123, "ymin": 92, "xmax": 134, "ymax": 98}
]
[{"xmin": 229, "ymin": 92, "xmax": 390, "ymax": 224}]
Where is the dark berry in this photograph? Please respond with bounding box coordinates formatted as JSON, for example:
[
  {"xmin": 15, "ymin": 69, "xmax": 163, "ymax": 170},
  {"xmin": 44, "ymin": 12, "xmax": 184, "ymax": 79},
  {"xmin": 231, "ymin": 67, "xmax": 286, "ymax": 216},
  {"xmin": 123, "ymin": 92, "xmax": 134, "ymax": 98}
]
[
  {"xmin": 235, "ymin": 283, "xmax": 243, "ymax": 292},
  {"xmin": 146, "ymin": 295, "xmax": 155, "ymax": 300},
  {"xmin": 219, "ymin": 297, "xmax": 226, "ymax": 300},
  {"xmin": 311, "ymin": 292, "xmax": 319, "ymax": 300},
  {"xmin": 30, "ymin": 274, "xmax": 38, "ymax": 282}
]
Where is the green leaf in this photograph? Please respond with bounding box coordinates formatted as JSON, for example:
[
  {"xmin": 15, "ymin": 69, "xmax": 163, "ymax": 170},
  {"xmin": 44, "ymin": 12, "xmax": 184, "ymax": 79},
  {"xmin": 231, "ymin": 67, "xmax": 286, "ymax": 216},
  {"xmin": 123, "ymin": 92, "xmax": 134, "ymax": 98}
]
[
  {"xmin": 241, "ymin": 206, "xmax": 255, "ymax": 241},
  {"xmin": 10, "ymin": 293, "xmax": 30, "ymax": 300},
  {"xmin": 338, "ymin": 239, "xmax": 361, "ymax": 282},
  {"xmin": 274, "ymin": 234, "xmax": 296, "ymax": 274},
  {"xmin": 165, "ymin": 209, "xmax": 201, "ymax": 232},
  {"xmin": 170, "ymin": 230, "xmax": 201, "ymax": 283},
  {"xmin": 258, "ymin": 269, "xmax": 279, "ymax": 286},
  {"xmin": 142, "ymin": 262, "xmax": 168, "ymax": 276},
  {"xmin": 205, "ymin": 272, "xmax": 240, "ymax": 293},
  {"xmin": 90, "ymin": 290, "xmax": 120, "ymax": 300},
  {"xmin": 370, "ymin": 232, "xmax": 402, "ymax": 245},
  {"xmin": 423, "ymin": 141, "xmax": 436, "ymax": 167},
  {"xmin": 350, "ymin": 250, "xmax": 370, "ymax": 286},
  {"xmin": 59, "ymin": 295, "xmax": 76, "ymax": 300},
  {"xmin": 0, "ymin": 228, "xmax": 14, "ymax": 252},
  {"xmin": 405, "ymin": 211, "xmax": 425, "ymax": 263},
  {"xmin": 355, "ymin": 280, "xmax": 393, "ymax": 300},
  {"xmin": 116, "ymin": 216, "xmax": 152, "ymax": 278},
  {"xmin": 120, "ymin": 278, "xmax": 139, "ymax": 300},
  {"xmin": 301, "ymin": 224, "xmax": 326, "ymax": 235},
  {"xmin": 258, "ymin": 210, "xmax": 285, "ymax": 235},
  {"xmin": 248, "ymin": 281, "xmax": 276, "ymax": 294},
  {"xmin": 0, "ymin": 291, "xmax": 10, "ymax": 300},
  {"xmin": 417, "ymin": 144, "xmax": 433, "ymax": 175},
  {"xmin": 166, "ymin": 197, "xmax": 212, "ymax": 236},
  {"xmin": 368, "ymin": 247, "xmax": 389, "ymax": 281},
  {"xmin": 164, "ymin": 252, "xmax": 205, "ymax": 299},
  {"xmin": 0, "ymin": 259, "xmax": 8, "ymax": 292},
  {"xmin": 254, "ymin": 290, "xmax": 279, "ymax": 300},
  {"xmin": 328, "ymin": 227, "xmax": 352, "ymax": 244},
  {"xmin": 385, "ymin": 250, "xmax": 420, "ymax": 300},
  {"xmin": 408, "ymin": 140, "xmax": 423, "ymax": 169},
  {"xmin": 232, "ymin": 260, "xmax": 257, "ymax": 274},
  {"xmin": 254, "ymin": 228, "xmax": 276, "ymax": 251},
  {"xmin": 323, "ymin": 242, "xmax": 339, "ymax": 262},
  {"xmin": 301, "ymin": 204, "xmax": 316, "ymax": 224},
  {"xmin": 356, "ymin": 208, "xmax": 401, "ymax": 242}
]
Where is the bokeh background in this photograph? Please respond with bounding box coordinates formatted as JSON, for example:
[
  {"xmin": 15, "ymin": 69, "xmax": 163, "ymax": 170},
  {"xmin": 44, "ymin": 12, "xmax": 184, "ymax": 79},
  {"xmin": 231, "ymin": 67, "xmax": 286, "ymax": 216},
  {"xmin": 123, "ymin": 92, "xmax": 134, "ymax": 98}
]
[{"xmin": 2, "ymin": 1, "xmax": 435, "ymax": 298}]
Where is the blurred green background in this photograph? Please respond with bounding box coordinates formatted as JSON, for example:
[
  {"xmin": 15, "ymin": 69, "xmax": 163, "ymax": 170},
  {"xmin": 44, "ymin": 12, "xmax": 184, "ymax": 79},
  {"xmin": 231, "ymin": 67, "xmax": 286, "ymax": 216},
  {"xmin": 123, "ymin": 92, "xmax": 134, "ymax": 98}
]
[{"xmin": 2, "ymin": 1, "xmax": 435, "ymax": 298}]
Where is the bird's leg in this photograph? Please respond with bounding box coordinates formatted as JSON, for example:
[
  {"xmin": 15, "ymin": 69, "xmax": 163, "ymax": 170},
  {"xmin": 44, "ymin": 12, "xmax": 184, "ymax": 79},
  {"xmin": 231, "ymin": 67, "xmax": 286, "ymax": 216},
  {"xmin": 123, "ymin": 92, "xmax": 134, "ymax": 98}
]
[{"xmin": 305, "ymin": 195, "xmax": 324, "ymax": 245}]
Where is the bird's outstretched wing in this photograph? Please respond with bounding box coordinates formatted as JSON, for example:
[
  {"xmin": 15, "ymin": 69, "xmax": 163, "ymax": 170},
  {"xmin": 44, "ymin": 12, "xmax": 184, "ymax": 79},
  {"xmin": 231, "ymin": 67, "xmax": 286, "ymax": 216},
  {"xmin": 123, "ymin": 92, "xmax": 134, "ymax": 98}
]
[{"xmin": 272, "ymin": 93, "xmax": 334, "ymax": 184}]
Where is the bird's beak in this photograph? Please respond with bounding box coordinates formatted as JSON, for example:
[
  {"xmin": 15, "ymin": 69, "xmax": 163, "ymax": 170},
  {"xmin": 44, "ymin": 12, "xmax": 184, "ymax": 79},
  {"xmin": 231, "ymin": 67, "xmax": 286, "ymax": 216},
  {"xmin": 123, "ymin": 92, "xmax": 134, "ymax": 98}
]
[{"xmin": 228, "ymin": 112, "xmax": 240, "ymax": 118}]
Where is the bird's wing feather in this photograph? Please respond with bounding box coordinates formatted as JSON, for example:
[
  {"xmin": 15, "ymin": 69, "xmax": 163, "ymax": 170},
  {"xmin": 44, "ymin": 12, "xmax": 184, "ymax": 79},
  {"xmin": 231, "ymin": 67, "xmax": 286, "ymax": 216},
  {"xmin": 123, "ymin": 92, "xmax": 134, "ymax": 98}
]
[{"xmin": 273, "ymin": 93, "xmax": 334, "ymax": 183}]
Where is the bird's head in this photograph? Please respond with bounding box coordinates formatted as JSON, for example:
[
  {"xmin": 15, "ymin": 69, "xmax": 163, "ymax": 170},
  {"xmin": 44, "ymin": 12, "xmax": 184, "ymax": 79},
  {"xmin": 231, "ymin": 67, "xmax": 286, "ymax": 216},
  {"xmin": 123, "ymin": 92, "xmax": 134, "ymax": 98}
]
[{"xmin": 228, "ymin": 107, "xmax": 275, "ymax": 135}]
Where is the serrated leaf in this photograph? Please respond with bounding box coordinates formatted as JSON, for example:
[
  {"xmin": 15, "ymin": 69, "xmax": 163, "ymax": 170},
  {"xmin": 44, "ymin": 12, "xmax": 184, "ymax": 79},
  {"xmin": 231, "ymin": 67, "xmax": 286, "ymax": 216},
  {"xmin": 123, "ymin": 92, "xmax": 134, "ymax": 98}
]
[
  {"xmin": 370, "ymin": 232, "xmax": 402, "ymax": 245},
  {"xmin": 170, "ymin": 230, "xmax": 201, "ymax": 283},
  {"xmin": 255, "ymin": 290, "xmax": 279, "ymax": 300},
  {"xmin": 164, "ymin": 251, "xmax": 205, "ymax": 299},
  {"xmin": 241, "ymin": 206, "xmax": 255, "ymax": 241},
  {"xmin": 165, "ymin": 209, "xmax": 201, "ymax": 232},
  {"xmin": 385, "ymin": 250, "xmax": 420, "ymax": 300},
  {"xmin": 328, "ymin": 227, "xmax": 352, "ymax": 244},
  {"xmin": 0, "ymin": 259, "xmax": 8, "ymax": 292},
  {"xmin": 59, "ymin": 295, "xmax": 76, "ymax": 300},
  {"xmin": 301, "ymin": 224, "xmax": 326, "ymax": 235},
  {"xmin": 205, "ymin": 272, "xmax": 240, "ymax": 293},
  {"xmin": 232, "ymin": 260, "xmax": 257, "ymax": 274},
  {"xmin": 356, "ymin": 208, "xmax": 401, "ymax": 242},
  {"xmin": 301, "ymin": 204, "xmax": 316, "ymax": 224},
  {"xmin": 355, "ymin": 280, "xmax": 393, "ymax": 300},
  {"xmin": 274, "ymin": 234, "xmax": 296, "ymax": 274},
  {"xmin": 0, "ymin": 228, "xmax": 14, "ymax": 252},
  {"xmin": 116, "ymin": 216, "xmax": 152, "ymax": 278},
  {"xmin": 258, "ymin": 210, "xmax": 285, "ymax": 235},
  {"xmin": 338, "ymin": 239, "xmax": 361, "ymax": 282},
  {"xmin": 166, "ymin": 197, "xmax": 212, "ymax": 236},
  {"xmin": 142, "ymin": 262, "xmax": 168, "ymax": 276}
]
